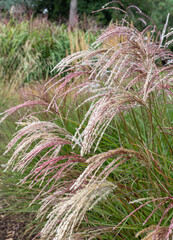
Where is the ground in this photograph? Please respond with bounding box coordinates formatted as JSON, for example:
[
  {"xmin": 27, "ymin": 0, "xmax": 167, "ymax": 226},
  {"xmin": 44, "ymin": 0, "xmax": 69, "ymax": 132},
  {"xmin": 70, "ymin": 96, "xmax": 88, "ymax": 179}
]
[{"xmin": 0, "ymin": 213, "xmax": 37, "ymax": 240}]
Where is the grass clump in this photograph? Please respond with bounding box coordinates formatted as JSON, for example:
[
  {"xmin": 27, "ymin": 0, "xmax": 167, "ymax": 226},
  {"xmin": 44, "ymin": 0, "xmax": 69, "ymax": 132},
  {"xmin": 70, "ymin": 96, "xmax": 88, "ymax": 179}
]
[
  {"xmin": 1, "ymin": 5, "xmax": 173, "ymax": 240},
  {"xmin": 0, "ymin": 17, "xmax": 96, "ymax": 90}
]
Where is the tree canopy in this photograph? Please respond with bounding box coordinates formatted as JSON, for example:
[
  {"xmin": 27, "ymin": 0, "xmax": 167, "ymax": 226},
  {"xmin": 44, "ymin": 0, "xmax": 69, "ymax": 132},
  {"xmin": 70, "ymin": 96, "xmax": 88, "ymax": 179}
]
[{"xmin": 0, "ymin": 0, "xmax": 172, "ymax": 31}]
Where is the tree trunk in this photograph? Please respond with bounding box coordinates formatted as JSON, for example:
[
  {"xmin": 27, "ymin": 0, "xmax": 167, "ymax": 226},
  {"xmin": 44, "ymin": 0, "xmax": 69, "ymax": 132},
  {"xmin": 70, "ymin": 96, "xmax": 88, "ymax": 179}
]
[{"xmin": 69, "ymin": 0, "xmax": 78, "ymax": 30}]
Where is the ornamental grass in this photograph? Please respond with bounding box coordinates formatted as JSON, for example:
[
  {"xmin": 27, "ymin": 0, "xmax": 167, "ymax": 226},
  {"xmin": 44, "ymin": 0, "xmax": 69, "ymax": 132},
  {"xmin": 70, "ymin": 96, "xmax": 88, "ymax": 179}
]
[{"xmin": 1, "ymin": 4, "xmax": 173, "ymax": 240}]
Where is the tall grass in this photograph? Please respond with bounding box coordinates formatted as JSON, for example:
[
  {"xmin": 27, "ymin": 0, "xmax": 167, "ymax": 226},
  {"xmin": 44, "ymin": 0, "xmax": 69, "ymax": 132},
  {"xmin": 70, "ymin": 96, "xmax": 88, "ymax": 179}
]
[
  {"xmin": 1, "ymin": 6, "xmax": 173, "ymax": 240},
  {"xmin": 0, "ymin": 17, "xmax": 96, "ymax": 91}
]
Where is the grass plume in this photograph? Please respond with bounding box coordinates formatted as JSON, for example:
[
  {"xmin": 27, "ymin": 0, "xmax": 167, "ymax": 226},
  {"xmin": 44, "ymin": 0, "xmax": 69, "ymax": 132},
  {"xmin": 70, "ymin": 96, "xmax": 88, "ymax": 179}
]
[{"xmin": 1, "ymin": 4, "xmax": 173, "ymax": 240}]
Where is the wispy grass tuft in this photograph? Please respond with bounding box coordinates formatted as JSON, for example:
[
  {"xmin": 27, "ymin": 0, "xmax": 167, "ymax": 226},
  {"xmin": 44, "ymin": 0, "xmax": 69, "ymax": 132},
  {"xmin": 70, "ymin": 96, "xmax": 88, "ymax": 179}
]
[{"xmin": 1, "ymin": 4, "xmax": 173, "ymax": 240}]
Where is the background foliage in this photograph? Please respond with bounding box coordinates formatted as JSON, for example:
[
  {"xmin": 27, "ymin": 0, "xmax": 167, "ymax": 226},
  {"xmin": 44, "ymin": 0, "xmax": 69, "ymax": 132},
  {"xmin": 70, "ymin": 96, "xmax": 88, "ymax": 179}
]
[{"xmin": 0, "ymin": 0, "xmax": 173, "ymax": 30}]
